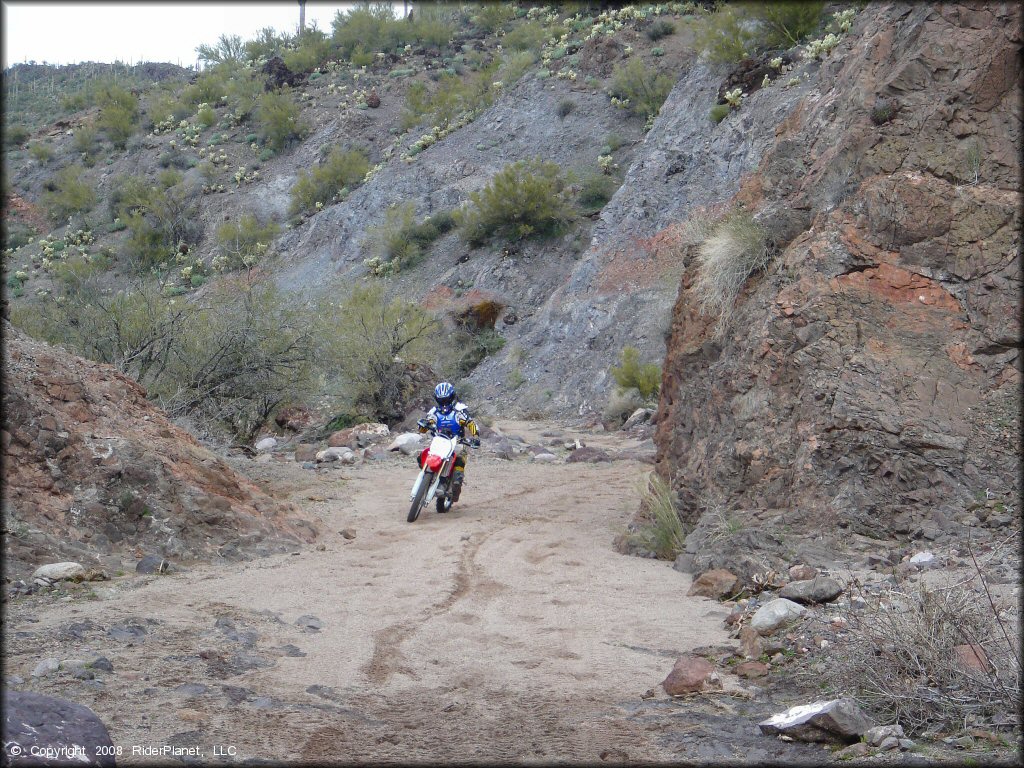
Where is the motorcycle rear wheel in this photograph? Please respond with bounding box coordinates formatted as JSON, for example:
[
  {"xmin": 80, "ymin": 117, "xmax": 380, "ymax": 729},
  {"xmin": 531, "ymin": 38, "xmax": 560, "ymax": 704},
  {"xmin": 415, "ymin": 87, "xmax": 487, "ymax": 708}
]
[{"xmin": 408, "ymin": 471, "xmax": 432, "ymax": 523}]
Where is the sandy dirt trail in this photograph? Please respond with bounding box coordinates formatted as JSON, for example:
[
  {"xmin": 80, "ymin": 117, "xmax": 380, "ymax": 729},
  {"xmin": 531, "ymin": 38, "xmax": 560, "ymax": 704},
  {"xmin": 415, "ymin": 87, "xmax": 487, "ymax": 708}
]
[{"xmin": 7, "ymin": 421, "xmax": 736, "ymax": 764}]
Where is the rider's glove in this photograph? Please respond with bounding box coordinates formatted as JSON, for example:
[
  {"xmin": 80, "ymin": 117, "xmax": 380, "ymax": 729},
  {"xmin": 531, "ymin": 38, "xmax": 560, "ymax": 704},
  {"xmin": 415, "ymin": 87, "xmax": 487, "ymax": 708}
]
[{"xmin": 416, "ymin": 419, "xmax": 429, "ymax": 432}]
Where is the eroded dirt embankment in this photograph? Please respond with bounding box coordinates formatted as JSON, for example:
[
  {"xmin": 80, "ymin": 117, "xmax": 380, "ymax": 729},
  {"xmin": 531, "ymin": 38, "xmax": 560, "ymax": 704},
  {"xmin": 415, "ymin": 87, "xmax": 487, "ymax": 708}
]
[{"xmin": 5, "ymin": 421, "xmax": 833, "ymax": 764}]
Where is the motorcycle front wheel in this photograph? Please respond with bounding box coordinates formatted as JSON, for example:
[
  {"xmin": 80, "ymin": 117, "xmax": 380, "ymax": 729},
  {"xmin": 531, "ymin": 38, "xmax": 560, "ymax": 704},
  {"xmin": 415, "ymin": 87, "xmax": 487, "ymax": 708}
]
[
  {"xmin": 436, "ymin": 495, "xmax": 453, "ymax": 514},
  {"xmin": 408, "ymin": 471, "xmax": 433, "ymax": 523}
]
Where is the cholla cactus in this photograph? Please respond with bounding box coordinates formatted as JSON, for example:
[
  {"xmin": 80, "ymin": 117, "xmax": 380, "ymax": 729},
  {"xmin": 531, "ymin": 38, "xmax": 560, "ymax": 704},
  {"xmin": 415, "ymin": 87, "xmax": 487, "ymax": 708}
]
[
  {"xmin": 598, "ymin": 154, "xmax": 617, "ymax": 174},
  {"xmin": 833, "ymin": 8, "xmax": 856, "ymax": 33},
  {"xmin": 805, "ymin": 33, "xmax": 842, "ymax": 59},
  {"xmin": 770, "ymin": 57, "xmax": 783, "ymax": 70},
  {"xmin": 724, "ymin": 88, "xmax": 744, "ymax": 107}
]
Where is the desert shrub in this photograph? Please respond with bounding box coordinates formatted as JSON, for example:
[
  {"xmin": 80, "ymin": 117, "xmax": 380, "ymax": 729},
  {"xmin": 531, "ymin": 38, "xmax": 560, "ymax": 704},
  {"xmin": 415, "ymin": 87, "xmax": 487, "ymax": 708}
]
[
  {"xmin": 401, "ymin": 2, "xmax": 457, "ymax": 47},
  {"xmin": 577, "ymin": 171, "xmax": 620, "ymax": 214},
  {"xmin": 5, "ymin": 125, "xmax": 30, "ymax": 146},
  {"xmin": 182, "ymin": 69, "xmax": 230, "ymax": 110},
  {"xmin": 636, "ymin": 474, "xmax": 686, "ymax": 559},
  {"xmin": 288, "ymin": 146, "xmax": 370, "ymax": 215},
  {"xmin": 693, "ymin": 211, "xmax": 770, "ymax": 335},
  {"xmin": 96, "ymin": 84, "xmax": 139, "ymax": 149},
  {"xmin": 557, "ymin": 99, "xmax": 576, "ymax": 119},
  {"xmin": 608, "ymin": 59, "xmax": 674, "ymax": 120},
  {"xmin": 709, "ymin": 103, "xmax": 731, "ymax": 123},
  {"xmin": 122, "ymin": 185, "xmax": 202, "ymax": 270},
  {"xmin": 471, "ymin": 3, "xmax": 516, "ymax": 32},
  {"xmin": 163, "ymin": 278, "xmax": 320, "ymax": 440},
  {"xmin": 283, "ymin": 26, "xmax": 335, "ymax": 73},
  {"xmin": 213, "ymin": 213, "xmax": 281, "ymax": 271},
  {"xmin": 42, "ymin": 165, "xmax": 96, "ymax": 220},
  {"xmin": 3, "ymin": 222, "xmax": 37, "ymax": 250},
  {"xmin": 366, "ymin": 202, "xmax": 454, "ymax": 273},
  {"xmin": 158, "ymin": 169, "xmax": 183, "ymax": 189},
  {"xmin": 196, "ymin": 104, "xmax": 217, "ymax": 128},
  {"xmin": 815, "ymin": 564, "xmax": 1021, "ymax": 736},
  {"xmin": 456, "ymin": 158, "xmax": 575, "ymax": 246},
  {"xmin": 196, "ymin": 33, "xmax": 245, "ymax": 65},
  {"xmin": 504, "ymin": 21, "xmax": 548, "ymax": 51},
  {"xmin": 224, "ymin": 71, "xmax": 264, "ymax": 123},
  {"xmin": 146, "ymin": 88, "xmax": 191, "ymax": 125},
  {"xmin": 318, "ymin": 283, "xmax": 439, "ymax": 424},
  {"xmin": 72, "ymin": 123, "xmax": 99, "ymax": 161},
  {"xmin": 244, "ymin": 26, "xmax": 290, "ymax": 64},
  {"xmin": 871, "ymin": 101, "xmax": 896, "ymax": 125},
  {"xmin": 332, "ymin": 3, "xmax": 398, "ymax": 58},
  {"xmin": 256, "ymin": 90, "xmax": 307, "ymax": 151},
  {"xmin": 610, "ymin": 346, "xmax": 660, "ymax": 399},
  {"xmin": 108, "ymin": 173, "xmax": 154, "ymax": 220},
  {"xmin": 748, "ymin": 1, "xmax": 824, "ymax": 48},
  {"xmin": 29, "ymin": 142, "xmax": 55, "ymax": 163},
  {"xmin": 646, "ymin": 19, "xmax": 675, "ymax": 40},
  {"xmin": 693, "ymin": 4, "xmax": 759, "ymax": 64},
  {"xmin": 455, "ymin": 327, "xmax": 506, "ymax": 374}
]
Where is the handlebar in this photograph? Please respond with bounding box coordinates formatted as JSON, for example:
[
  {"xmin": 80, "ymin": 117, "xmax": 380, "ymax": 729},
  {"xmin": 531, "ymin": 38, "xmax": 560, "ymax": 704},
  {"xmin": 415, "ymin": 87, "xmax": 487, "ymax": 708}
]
[{"xmin": 417, "ymin": 420, "xmax": 480, "ymax": 447}]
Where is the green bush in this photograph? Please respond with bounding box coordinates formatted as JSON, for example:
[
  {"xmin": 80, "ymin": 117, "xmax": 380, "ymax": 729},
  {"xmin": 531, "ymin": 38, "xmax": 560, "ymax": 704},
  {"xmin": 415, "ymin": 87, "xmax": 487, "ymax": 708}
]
[
  {"xmin": 609, "ymin": 59, "xmax": 675, "ymax": 120},
  {"xmin": 158, "ymin": 168, "xmax": 183, "ymax": 189},
  {"xmin": 332, "ymin": 3, "xmax": 398, "ymax": 58},
  {"xmin": 96, "ymin": 84, "xmax": 139, "ymax": 149},
  {"xmin": 471, "ymin": 3, "xmax": 516, "ymax": 32},
  {"xmin": 366, "ymin": 202, "xmax": 455, "ymax": 272},
  {"xmin": 29, "ymin": 142, "xmax": 55, "ymax": 163},
  {"xmin": 283, "ymin": 27, "xmax": 335, "ymax": 72},
  {"xmin": 42, "ymin": 165, "xmax": 96, "ymax": 220},
  {"xmin": 121, "ymin": 185, "xmax": 202, "ymax": 270},
  {"xmin": 504, "ymin": 21, "xmax": 548, "ymax": 51},
  {"xmin": 709, "ymin": 103, "xmax": 731, "ymax": 123},
  {"xmin": 610, "ymin": 346, "xmax": 661, "ymax": 399},
  {"xmin": 197, "ymin": 105, "xmax": 217, "ymax": 128},
  {"xmin": 5, "ymin": 125, "xmax": 30, "ymax": 146},
  {"xmin": 694, "ymin": 2, "xmax": 823, "ymax": 65},
  {"xmin": 108, "ymin": 173, "xmax": 154, "ymax": 220},
  {"xmin": 146, "ymin": 89, "xmax": 191, "ymax": 125},
  {"xmin": 72, "ymin": 124, "xmax": 99, "ymax": 159},
  {"xmin": 636, "ymin": 474, "xmax": 685, "ymax": 559},
  {"xmin": 557, "ymin": 99, "xmax": 576, "ymax": 119},
  {"xmin": 748, "ymin": 1, "xmax": 824, "ymax": 48},
  {"xmin": 577, "ymin": 171, "xmax": 620, "ymax": 214},
  {"xmin": 289, "ymin": 146, "xmax": 370, "ymax": 215},
  {"xmin": 646, "ymin": 19, "xmax": 675, "ymax": 41},
  {"xmin": 693, "ymin": 4, "xmax": 759, "ymax": 64},
  {"xmin": 256, "ymin": 90, "xmax": 307, "ymax": 151},
  {"xmin": 244, "ymin": 27, "xmax": 290, "ymax": 64},
  {"xmin": 456, "ymin": 158, "xmax": 575, "ymax": 246},
  {"xmin": 214, "ymin": 213, "xmax": 280, "ymax": 271},
  {"xmin": 318, "ymin": 282, "xmax": 439, "ymax": 424},
  {"xmin": 196, "ymin": 33, "xmax": 245, "ymax": 65}
]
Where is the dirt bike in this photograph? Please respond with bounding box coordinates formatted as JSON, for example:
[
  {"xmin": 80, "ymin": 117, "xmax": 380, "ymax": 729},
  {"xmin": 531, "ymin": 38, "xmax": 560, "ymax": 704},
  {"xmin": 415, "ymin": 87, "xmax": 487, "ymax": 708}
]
[{"xmin": 407, "ymin": 424, "xmax": 479, "ymax": 523}]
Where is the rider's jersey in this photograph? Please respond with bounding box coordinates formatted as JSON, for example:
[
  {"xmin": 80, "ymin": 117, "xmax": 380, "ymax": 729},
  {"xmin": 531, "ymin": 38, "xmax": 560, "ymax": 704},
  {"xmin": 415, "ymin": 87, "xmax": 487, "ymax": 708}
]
[{"xmin": 426, "ymin": 402, "xmax": 476, "ymax": 438}]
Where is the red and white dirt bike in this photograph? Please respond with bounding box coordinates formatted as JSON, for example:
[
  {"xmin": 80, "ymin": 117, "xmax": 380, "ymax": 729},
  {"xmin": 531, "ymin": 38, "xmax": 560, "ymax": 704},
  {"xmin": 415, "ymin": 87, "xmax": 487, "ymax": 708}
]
[{"xmin": 407, "ymin": 426, "xmax": 477, "ymax": 523}]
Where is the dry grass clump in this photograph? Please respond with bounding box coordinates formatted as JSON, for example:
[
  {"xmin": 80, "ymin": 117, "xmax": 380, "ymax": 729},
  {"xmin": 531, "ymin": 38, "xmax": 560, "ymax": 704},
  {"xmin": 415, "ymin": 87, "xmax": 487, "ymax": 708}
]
[
  {"xmin": 692, "ymin": 211, "xmax": 771, "ymax": 337},
  {"xmin": 635, "ymin": 473, "xmax": 686, "ymax": 560},
  {"xmin": 815, "ymin": 540, "xmax": 1020, "ymax": 736}
]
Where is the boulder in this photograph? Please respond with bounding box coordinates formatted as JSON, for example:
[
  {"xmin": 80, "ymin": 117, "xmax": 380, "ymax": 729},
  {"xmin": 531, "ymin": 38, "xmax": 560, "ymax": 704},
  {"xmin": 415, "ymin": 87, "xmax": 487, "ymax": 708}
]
[
  {"xmin": 315, "ymin": 447, "xmax": 356, "ymax": 464},
  {"xmin": 739, "ymin": 626, "xmax": 763, "ymax": 659},
  {"xmin": 758, "ymin": 698, "xmax": 873, "ymax": 744},
  {"xmin": 565, "ymin": 446, "xmax": 611, "ymax": 463},
  {"xmin": 864, "ymin": 724, "xmax": 906, "ymax": 747},
  {"xmin": 295, "ymin": 615, "xmax": 322, "ymax": 632},
  {"xmin": 388, "ymin": 433, "xmax": 423, "ymax": 455},
  {"xmin": 3, "ymin": 690, "xmax": 116, "ymax": 766},
  {"xmin": 750, "ymin": 598, "xmax": 806, "ymax": 635},
  {"xmin": 32, "ymin": 658, "xmax": 61, "ymax": 678},
  {"xmin": 32, "ymin": 562, "xmax": 85, "ymax": 583},
  {"xmin": 531, "ymin": 452, "xmax": 558, "ymax": 463},
  {"xmin": 135, "ymin": 555, "xmax": 169, "ymax": 574},
  {"xmin": 778, "ymin": 576, "xmax": 844, "ymax": 604},
  {"xmin": 734, "ymin": 660, "xmax": 769, "ymax": 678},
  {"xmin": 328, "ymin": 422, "xmax": 389, "ymax": 448},
  {"xmin": 687, "ymin": 568, "xmax": 741, "ymax": 600},
  {"xmin": 788, "ymin": 564, "xmax": 817, "ymax": 581},
  {"xmin": 622, "ymin": 408, "xmax": 654, "ymax": 430},
  {"xmin": 661, "ymin": 655, "xmax": 716, "ymax": 695},
  {"xmin": 254, "ymin": 437, "xmax": 278, "ymax": 452},
  {"xmin": 909, "ymin": 551, "xmax": 936, "ymax": 565}
]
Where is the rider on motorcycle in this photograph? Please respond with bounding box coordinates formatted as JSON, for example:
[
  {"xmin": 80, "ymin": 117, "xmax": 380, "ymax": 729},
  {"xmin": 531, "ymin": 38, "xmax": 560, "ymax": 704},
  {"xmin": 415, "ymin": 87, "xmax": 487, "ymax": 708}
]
[{"xmin": 416, "ymin": 382, "xmax": 480, "ymax": 502}]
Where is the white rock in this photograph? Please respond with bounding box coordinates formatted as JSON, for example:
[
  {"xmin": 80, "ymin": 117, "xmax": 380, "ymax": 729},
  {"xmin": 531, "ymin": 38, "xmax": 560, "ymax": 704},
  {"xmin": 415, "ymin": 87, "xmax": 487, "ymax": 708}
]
[
  {"xmin": 255, "ymin": 437, "xmax": 278, "ymax": 452},
  {"xmin": 623, "ymin": 408, "xmax": 653, "ymax": 430},
  {"xmin": 316, "ymin": 447, "xmax": 355, "ymax": 463},
  {"xmin": 32, "ymin": 562, "xmax": 85, "ymax": 582},
  {"xmin": 353, "ymin": 422, "xmax": 390, "ymax": 438},
  {"xmin": 531, "ymin": 452, "xmax": 558, "ymax": 463},
  {"xmin": 32, "ymin": 658, "xmax": 60, "ymax": 677},
  {"xmin": 750, "ymin": 598, "xmax": 806, "ymax": 635},
  {"xmin": 909, "ymin": 551, "xmax": 934, "ymax": 564},
  {"xmin": 387, "ymin": 433, "xmax": 423, "ymax": 455}
]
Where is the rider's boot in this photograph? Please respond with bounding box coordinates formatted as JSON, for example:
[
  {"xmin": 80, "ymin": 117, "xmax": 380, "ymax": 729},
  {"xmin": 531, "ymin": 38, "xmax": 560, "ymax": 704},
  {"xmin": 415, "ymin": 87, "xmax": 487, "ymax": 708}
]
[{"xmin": 451, "ymin": 466, "xmax": 464, "ymax": 502}]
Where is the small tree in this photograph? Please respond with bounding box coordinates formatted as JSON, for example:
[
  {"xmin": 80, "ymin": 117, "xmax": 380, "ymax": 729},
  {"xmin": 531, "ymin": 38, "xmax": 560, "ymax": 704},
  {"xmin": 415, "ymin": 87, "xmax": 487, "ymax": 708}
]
[{"xmin": 256, "ymin": 90, "xmax": 306, "ymax": 151}]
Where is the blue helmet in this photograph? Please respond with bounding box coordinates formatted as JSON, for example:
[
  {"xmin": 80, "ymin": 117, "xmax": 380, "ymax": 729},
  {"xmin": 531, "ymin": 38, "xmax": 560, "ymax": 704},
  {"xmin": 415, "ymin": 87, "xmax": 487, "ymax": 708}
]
[{"xmin": 434, "ymin": 381, "xmax": 456, "ymax": 410}]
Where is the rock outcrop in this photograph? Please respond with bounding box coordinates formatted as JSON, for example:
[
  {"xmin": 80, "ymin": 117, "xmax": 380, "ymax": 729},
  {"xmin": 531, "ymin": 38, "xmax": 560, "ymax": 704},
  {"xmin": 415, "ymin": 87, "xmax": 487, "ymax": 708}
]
[
  {"xmin": 2, "ymin": 324, "xmax": 318, "ymax": 577},
  {"xmin": 654, "ymin": 3, "xmax": 1021, "ymax": 568}
]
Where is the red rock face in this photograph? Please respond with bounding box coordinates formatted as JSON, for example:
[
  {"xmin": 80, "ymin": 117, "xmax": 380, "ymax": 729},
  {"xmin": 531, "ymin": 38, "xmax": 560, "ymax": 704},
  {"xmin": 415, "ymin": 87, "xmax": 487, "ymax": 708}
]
[
  {"xmin": 2, "ymin": 324, "xmax": 318, "ymax": 576},
  {"xmin": 655, "ymin": 3, "xmax": 1021, "ymax": 562}
]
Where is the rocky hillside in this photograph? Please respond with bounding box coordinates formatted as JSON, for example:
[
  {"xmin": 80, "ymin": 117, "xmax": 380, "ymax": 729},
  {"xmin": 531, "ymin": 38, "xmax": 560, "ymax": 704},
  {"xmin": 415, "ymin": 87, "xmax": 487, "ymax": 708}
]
[
  {"xmin": 653, "ymin": 2, "xmax": 1021, "ymax": 577},
  {"xmin": 2, "ymin": 323, "xmax": 318, "ymax": 579}
]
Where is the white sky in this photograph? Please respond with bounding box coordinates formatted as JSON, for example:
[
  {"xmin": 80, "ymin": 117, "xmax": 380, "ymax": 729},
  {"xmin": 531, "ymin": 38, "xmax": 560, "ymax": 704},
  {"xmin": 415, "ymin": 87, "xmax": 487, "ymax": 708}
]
[{"xmin": 2, "ymin": 2, "xmax": 371, "ymax": 69}]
